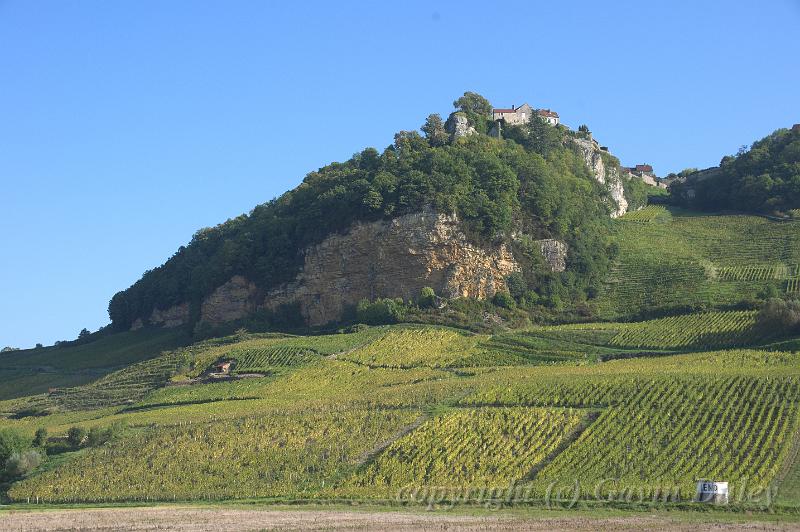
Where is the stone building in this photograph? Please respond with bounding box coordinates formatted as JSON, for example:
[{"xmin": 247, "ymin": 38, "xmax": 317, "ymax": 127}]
[
  {"xmin": 491, "ymin": 103, "xmax": 560, "ymax": 126},
  {"xmin": 492, "ymin": 103, "xmax": 533, "ymax": 124}
]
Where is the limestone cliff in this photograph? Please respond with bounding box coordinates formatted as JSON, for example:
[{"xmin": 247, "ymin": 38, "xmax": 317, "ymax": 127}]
[
  {"xmin": 263, "ymin": 210, "xmax": 520, "ymax": 326},
  {"xmin": 148, "ymin": 302, "xmax": 190, "ymax": 328},
  {"xmin": 571, "ymin": 137, "xmax": 628, "ymax": 217},
  {"xmin": 200, "ymin": 275, "xmax": 260, "ymax": 325},
  {"xmin": 445, "ymin": 112, "xmax": 477, "ymax": 140}
]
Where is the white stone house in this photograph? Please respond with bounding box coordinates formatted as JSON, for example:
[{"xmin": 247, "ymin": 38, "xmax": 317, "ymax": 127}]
[
  {"xmin": 536, "ymin": 109, "xmax": 560, "ymax": 126},
  {"xmin": 492, "ymin": 103, "xmax": 559, "ymax": 126}
]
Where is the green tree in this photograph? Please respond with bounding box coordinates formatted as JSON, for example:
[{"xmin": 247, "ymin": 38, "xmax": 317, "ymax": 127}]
[
  {"xmin": 421, "ymin": 114, "xmax": 448, "ymax": 147},
  {"xmin": 0, "ymin": 428, "xmax": 30, "ymax": 464},
  {"xmin": 5, "ymin": 449, "xmax": 42, "ymax": 477},
  {"xmin": 418, "ymin": 287, "xmax": 436, "ymax": 309},
  {"xmin": 67, "ymin": 426, "xmax": 87, "ymax": 448},
  {"xmin": 453, "ymin": 91, "xmax": 492, "ymax": 117},
  {"xmin": 493, "ymin": 291, "xmax": 516, "ymax": 309},
  {"xmin": 33, "ymin": 428, "xmax": 48, "ymax": 447}
]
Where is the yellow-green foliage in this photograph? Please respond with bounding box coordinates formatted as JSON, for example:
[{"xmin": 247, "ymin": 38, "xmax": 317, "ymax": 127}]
[
  {"xmin": 606, "ymin": 310, "xmax": 760, "ymax": 349},
  {"xmin": 341, "ymin": 328, "xmax": 483, "ymax": 368},
  {"xmin": 619, "ymin": 205, "xmax": 672, "ymax": 223},
  {"xmin": 537, "ymin": 310, "xmax": 763, "ymax": 351},
  {"xmin": 351, "ymin": 407, "xmax": 584, "ymax": 491},
  {"xmin": 9, "ymin": 408, "xmax": 418, "ymax": 502},
  {"xmin": 532, "ymin": 375, "xmax": 799, "ymax": 497},
  {"xmin": 5, "ymin": 322, "xmax": 800, "ymax": 506}
]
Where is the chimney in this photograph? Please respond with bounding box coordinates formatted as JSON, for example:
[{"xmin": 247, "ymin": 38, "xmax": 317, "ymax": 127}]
[{"xmin": 512, "ymin": 104, "xmax": 515, "ymax": 111}]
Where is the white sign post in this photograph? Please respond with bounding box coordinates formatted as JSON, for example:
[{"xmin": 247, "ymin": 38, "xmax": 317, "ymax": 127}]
[{"xmin": 696, "ymin": 480, "xmax": 729, "ymax": 504}]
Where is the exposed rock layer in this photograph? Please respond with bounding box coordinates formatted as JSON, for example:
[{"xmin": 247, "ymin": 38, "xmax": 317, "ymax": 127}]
[
  {"xmin": 571, "ymin": 137, "xmax": 628, "ymax": 217},
  {"xmin": 264, "ymin": 210, "xmax": 520, "ymax": 326},
  {"xmin": 148, "ymin": 302, "xmax": 190, "ymax": 328},
  {"xmin": 536, "ymin": 239, "xmax": 568, "ymax": 272},
  {"xmin": 200, "ymin": 275, "xmax": 260, "ymax": 325}
]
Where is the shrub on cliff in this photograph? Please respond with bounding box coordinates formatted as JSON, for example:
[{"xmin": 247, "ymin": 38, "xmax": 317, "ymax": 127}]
[{"xmin": 356, "ymin": 298, "xmax": 407, "ymax": 325}]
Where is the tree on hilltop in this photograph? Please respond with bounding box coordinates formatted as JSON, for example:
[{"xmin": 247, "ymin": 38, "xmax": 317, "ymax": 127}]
[{"xmin": 453, "ymin": 91, "xmax": 492, "ymax": 117}]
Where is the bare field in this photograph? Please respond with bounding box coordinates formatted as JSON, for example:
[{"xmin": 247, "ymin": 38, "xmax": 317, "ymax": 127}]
[{"xmin": 0, "ymin": 507, "xmax": 797, "ymax": 531}]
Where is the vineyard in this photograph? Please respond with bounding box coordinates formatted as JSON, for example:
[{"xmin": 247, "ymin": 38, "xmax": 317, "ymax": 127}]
[
  {"xmin": 8, "ymin": 408, "xmax": 418, "ymax": 502},
  {"xmin": 619, "ymin": 205, "xmax": 672, "ymax": 223},
  {"xmin": 525, "ymin": 310, "xmax": 766, "ymax": 353},
  {"xmin": 350, "ymin": 407, "xmax": 585, "ymax": 491},
  {"xmin": 595, "ymin": 211, "xmax": 800, "ymax": 318},
  {"xmin": 227, "ymin": 345, "xmax": 321, "ymax": 372},
  {"xmin": 2, "ymin": 208, "xmax": 800, "ymax": 512}
]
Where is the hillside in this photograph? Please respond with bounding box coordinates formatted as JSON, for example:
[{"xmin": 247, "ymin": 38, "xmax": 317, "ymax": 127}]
[
  {"xmin": 0, "ymin": 316, "xmax": 798, "ymax": 509},
  {"xmin": 669, "ymin": 125, "xmax": 800, "ymax": 214},
  {"xmin": 2, "ymin": 99, "xmax": 800, "ymax": 519},
  {"xmin": 106, "ymin": 92, "xmax": 653, "ymax": 335}
]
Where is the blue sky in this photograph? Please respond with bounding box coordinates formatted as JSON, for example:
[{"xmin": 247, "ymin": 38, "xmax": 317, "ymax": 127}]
[{"xmin": 1, "ymin": 0, "xmax": 799, "ymax": 348}]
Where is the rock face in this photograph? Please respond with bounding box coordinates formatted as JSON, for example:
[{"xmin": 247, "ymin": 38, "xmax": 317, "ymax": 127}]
[
  {"xmin": 264, "ymin": 209, "xmax": 520, "ymax": 326},
  {"xmin": 571, "ymin": 138, "xmax": 628, "ymax": 217},
  {"xmin": 536, "ymin": 239, "xmax": 568, "ymax": 272},
  {"xmin": 149, "ymin": 302, "xmax": 190, "ymax": 328},
  {"xmin": 200, "ymin": 275, "xmax": 260, "ymax": 326},
  {"xmin": 445, "ymin": 112, "xmax": 477, "ymax": 140}
]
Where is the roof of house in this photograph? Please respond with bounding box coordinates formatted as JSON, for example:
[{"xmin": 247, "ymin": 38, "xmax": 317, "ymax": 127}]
[
  {"xmin": 493, "ymin": 108, "xmax": 517, "ymax": 114},
  {"xmin": 537, "ymin": 109, "xmax": 559, "ymax": 118},
  {"xmin": 635, "ymin": 164, "xmax": 654, "ymax": 172}
]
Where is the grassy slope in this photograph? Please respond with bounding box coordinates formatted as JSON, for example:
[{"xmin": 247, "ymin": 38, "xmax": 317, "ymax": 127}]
[
  {"xmin": 0, "ymin": 328, "xmax": 188, "ymax": 401},
  {"xmin": 596, "ymin": 207, "xmax": 800, "ymax": 318}
]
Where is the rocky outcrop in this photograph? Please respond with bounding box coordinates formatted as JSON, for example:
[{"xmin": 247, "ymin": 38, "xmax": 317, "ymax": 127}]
[
  {"xmin": 149, "ymin": 302, "xmax": 190, "ymax": 328},
  {"xmin": 536, "ymin": 239, "xmax": 568, "ymax": 272},
  {"xmin": 200, "ymin": 275, "xmax": 260, "ymax": 326},
  {"xmin": 571, "ymin": 137, "xmax": 628, "ymax": 217},
  {"xmin": 445, "ymin": 112, "xmax": 477, "ymax": 140},
  {"xmin": 264, "ymin": 209, "xmax": 520, "ymax": 326}
]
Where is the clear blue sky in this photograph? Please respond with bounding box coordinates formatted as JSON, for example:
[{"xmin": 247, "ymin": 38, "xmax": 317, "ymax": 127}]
[{"xmin": 1, "ymin": 1, "xmax": 799, "ymax": 348}]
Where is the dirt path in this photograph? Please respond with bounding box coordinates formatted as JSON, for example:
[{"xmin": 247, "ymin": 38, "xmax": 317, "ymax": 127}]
[{"xmin": 0, "ymin": 507, "xmax": 795, "ymax": 531}]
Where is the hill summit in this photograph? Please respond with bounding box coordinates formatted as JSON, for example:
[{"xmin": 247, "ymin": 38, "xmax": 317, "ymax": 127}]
[{"xmin": 109, "ymin": 92, "xmax": 655, "ymax": 333}]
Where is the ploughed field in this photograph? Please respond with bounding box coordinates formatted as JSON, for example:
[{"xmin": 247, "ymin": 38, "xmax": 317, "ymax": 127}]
[{"xmin": 1, "ymin": 208, "xmax": 800, "ymax": 513}]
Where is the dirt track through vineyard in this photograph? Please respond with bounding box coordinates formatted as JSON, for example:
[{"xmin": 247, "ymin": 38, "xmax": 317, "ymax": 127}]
[{"xmin": 0, "ymin": 506, "xmax": 795, "ymax": 531}]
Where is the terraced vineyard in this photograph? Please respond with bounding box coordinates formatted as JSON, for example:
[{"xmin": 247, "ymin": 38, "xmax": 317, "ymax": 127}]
[
  {"xmin": 716, "ymin": 265, "xmax": 795, "ymax": 281},
  {"xmin": 596, "ymin": 211, "xmax": 800, "ymax": 318},
  {"xmin": 341, "ymin": 328, "xmax": 484, "ymax": 368},
  {"xmin": 531, "ymin": 375, "xmax": 800, "ymax": 497},
  {"xmin": 533, "ymin": 310, "xmax": 765, "ymax": 352},
  {"xmin": 606, "ymin": 310, "xmax": 762, "ymax": 349},
  {"xmin": 227, "ymin": 345, "xmax": 320, "ymax": 372},
  {"xmin": 788, "ymin": 278, "xmax": 800, "ymax": 295},
  {"xmin": 619, "ymin": 205, "xmax": 672, "ymax": 223}
]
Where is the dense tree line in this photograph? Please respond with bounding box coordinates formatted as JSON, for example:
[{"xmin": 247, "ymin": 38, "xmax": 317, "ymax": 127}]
[
  {"xmin": 109, "ymin": 94, "xmax": 619, "ymax": 330},
  {"xmin": 670, "ymin": 127, "xmax": 800, "ymax": 213}
]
